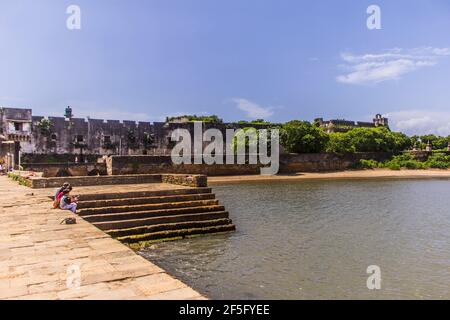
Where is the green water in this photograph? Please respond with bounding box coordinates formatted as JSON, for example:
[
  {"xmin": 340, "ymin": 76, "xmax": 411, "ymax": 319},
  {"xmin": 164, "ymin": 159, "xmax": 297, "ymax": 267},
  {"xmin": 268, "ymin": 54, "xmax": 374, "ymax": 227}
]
[{"xmin": 140, "ymin": 179, "xmax": 450, "ymax": 299}]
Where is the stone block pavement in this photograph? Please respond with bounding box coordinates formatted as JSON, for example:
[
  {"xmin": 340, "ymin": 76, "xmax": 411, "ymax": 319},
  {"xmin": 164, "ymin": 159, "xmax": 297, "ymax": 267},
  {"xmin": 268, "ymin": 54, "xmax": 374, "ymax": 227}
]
[{"xmin": 0, "ymin": 176, "xmax": 206, "ymax": 300}]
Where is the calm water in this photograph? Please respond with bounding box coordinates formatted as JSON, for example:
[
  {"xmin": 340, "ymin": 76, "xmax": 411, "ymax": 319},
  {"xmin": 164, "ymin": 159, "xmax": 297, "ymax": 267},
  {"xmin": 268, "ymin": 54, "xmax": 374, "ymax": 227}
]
[{"xmin": 140, "ymin": 179, "xmax": 450, "ymax": 299}]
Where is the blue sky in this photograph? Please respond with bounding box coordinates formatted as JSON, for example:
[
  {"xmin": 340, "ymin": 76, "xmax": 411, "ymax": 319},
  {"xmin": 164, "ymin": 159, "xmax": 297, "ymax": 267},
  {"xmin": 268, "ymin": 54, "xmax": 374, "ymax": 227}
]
[{"xmin": 1, "ymin": 0, "xmax": 450, "ymax": 135}]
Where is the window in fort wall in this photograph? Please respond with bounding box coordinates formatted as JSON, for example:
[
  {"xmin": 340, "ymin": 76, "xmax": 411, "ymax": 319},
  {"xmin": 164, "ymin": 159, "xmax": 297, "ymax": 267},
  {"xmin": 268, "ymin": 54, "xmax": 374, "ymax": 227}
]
[{"xmin": 75, "ymin": 135, "xmax": 84, "ymax": 142}]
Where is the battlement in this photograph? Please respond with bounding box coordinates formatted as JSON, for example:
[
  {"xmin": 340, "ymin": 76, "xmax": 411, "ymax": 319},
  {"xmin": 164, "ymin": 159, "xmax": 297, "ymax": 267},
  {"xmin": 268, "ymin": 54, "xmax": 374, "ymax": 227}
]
[
  {"xmin": 317, "ymin": 114, "xmax": 388, "ymax": 133},
  {"xmin": 1, "ymin": 107, "xmax": 274, "ymax": 157},
  {"xmin": 1, "ymin": 107, "xmax": 389, "ymax": 160}
]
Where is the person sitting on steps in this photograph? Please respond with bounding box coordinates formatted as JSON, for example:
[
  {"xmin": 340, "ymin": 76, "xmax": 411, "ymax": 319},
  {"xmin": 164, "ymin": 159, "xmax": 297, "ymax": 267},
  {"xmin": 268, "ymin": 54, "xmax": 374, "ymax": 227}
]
[
  {"xmin": 59, "ymin": 187, "xmax": 79, "ymax": 214},
  {"xmin": 52, "ymin": 182, "xmax": 71, "ymax": 209},
  {"xmin": 54, "ymin": 182, "xmax": 70, "ymax": 200}
]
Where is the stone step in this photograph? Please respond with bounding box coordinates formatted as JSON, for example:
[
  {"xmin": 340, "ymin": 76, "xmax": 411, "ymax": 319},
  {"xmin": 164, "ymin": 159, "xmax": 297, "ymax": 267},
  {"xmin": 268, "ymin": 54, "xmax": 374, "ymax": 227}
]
[
  {"xmin": 105, "ymin": 218, "xmax": 233, "ymax": 238},
  {"xmin": 77, "ymin": 193, "xmax": 216, "ymax": 209},
  {"xmin": 78, "ymin": 199, "xmax": 220, "ymax": 216},
  {"xmin": 93, "ymin": 211, "xmax": 230, "ymax": 231},
  {"xmin": 79, "ymin": 187, "xmax": 212, "ymax": 201},
  {"xmin": 84, "ymin": 205, "xmax": 226, "ymax": 223},
  {"xmin": 117, "ymin": 224, "xmax": 237, "ymax": 243}
]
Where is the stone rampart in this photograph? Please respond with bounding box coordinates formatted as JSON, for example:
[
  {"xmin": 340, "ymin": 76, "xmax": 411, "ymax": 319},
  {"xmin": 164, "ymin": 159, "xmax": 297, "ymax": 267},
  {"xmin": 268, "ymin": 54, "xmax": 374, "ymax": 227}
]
[
  {"xmin": 106, "ymin": 153, "xmax": 392, "ymax": 176},
  {"xmin": 28, "ymin": 173, "xmax": 207, "ymax": 189}
]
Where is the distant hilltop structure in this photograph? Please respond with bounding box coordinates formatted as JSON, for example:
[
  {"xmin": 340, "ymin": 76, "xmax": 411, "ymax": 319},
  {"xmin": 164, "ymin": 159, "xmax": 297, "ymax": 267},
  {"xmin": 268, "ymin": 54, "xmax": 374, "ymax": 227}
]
[{"xmin": 314, "ymin": 114, "xmax": 388, "ymax": 133}]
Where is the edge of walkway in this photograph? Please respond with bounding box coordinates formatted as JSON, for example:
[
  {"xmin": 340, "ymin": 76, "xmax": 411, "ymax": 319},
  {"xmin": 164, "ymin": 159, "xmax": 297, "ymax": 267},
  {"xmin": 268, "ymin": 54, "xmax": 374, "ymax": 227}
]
[{"xmin": 0, "ymin": 176, "xmax": 206, "ymax": 300}]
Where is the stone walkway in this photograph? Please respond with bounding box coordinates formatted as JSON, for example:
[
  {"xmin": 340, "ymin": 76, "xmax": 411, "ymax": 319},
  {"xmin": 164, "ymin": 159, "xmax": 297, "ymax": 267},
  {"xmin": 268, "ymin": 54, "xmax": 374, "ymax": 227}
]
[{"xmin": 0, "ymin": 176, "xmax": 205, "ymax": 300}]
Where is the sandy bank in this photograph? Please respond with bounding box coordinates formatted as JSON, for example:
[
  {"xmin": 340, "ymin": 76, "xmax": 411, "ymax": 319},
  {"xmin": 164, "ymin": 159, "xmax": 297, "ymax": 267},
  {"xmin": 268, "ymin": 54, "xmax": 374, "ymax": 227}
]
[{"xmin": 208, "ymin": 169, "xmax": 450, "ymax": 184}]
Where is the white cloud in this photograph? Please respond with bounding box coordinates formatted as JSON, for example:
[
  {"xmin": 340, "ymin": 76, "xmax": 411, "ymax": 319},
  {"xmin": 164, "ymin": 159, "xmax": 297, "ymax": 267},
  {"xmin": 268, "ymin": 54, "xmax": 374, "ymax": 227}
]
[
  {"xmin": 337, "ymin": 47, "xmax": 450, "ymax": 85},
  {"xmin": 232, "ymin": 98, "xmax": 275, "ymax": 119},
  {"xmin": 387, "ymin": 110, "xmax": 450, "ymax": 136}
]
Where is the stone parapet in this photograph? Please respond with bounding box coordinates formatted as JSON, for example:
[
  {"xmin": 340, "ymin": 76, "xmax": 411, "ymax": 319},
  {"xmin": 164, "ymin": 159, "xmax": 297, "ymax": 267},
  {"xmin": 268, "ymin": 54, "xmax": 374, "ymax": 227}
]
[
  {"xmin": 26, "ymin": 173, "xmax": 208, "ymax": 189},
  {"xmin": 161, "ymin": 174, "xmax": 208, "ymax": 188}
]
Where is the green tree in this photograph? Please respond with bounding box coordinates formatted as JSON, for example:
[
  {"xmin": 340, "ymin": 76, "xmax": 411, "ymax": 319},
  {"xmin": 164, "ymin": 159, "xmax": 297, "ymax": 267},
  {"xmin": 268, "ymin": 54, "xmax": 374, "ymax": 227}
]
[
  {"xmin": 143, "ymin": 132, "xmax": 154, "ymax": 149},
  {"xmin": 36, "ymin": 119, "xmax": 53, "ymax": 136},
  {"xmin": 231, "ymin": 127, "xmax": 277, "ymax": 154},
  {"xmin": 325, "ymin": 132, "xmax": 355, "ymax": 153},
  {"xmin": 231, "ymin": 127, "xmax": 259, "ymax": 155},
  {"xmin": 167, "ymin": 114, "xmax": 223, "ymax": 123},
  {"xmin": 345, "ymin": 127, "xmax": 410, "ymax": 153},
  {"xmin": 280, "ymin": 120, "xmax": 329, "ymax": 153}
]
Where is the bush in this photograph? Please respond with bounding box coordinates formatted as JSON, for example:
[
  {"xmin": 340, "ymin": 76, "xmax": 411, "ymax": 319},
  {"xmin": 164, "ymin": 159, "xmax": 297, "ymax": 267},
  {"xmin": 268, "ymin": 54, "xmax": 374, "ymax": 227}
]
[
  {"xmin": 386, "ymin": 162, "xmax": 401, "ymax": 170},
  {"xmin": 326, "ymin": 133, "xmax": 355, "ymax": 153},
  {"xmin": 324, "ymin": 127, "xmax": 411, "ymax": 154},
  {"xmin": 381, "ymin": 154, "xmax": 428, "ymax": 170},
  {"xmin": 419, "ymin": 134, "xmax": 450, "ymax": 150},
  {"xmin": 403, "ymin": 160, "xmax": 426, "ymax": 170},
  {"xmin": 280, "ymin": 121, "xmax": 329, "ymax": 153},
  {"xmin": 345, "ymin": 127, "xmax": 411, "ymax": 153},
  {"xmin": 359, "ymin": 159, "xmax": 379, "ymax": 169},
  {"xmin": 167, "ymin": 115, "xmax": 223, "ymax": 123},
  {"xmin": 425, "ymin": 153, "xmax": 450, "ymax": 169},
  {"xmin": 7, "ymin": 172, "xmax": 32, "ymax": 187},
  {"xmin": 36, "ymin": 118, "xmax": 53, "ymax": 136}
]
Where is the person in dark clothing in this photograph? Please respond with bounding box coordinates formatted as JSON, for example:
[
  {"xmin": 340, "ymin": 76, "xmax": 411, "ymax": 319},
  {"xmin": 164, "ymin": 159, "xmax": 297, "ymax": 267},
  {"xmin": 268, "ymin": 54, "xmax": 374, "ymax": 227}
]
[{"xmin": 54, "ymin": 182, "xmax": 70, "ymax": 200}]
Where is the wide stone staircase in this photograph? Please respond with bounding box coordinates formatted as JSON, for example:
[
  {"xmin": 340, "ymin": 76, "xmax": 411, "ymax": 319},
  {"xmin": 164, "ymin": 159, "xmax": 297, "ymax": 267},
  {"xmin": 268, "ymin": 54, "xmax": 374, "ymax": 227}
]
[{"xmin": 76, "ymin": 187, "xmax": 235, "ymax": 244}]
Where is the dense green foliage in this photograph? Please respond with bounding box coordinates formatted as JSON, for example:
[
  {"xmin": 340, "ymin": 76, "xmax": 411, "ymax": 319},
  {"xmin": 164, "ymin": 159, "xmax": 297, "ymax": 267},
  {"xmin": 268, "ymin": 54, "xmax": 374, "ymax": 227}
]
[
  {"xmin": 280, "ymin": 122, "xmax": 410, "ymax": 154},
  {"xmin": 167, "ymin": 115, "xmax": 223, "ymax": 123},
  {"xmin": 142, "ymin": 132, "xmax": 154, "ymax": 149},
  {"xmin": 36, "ymin": 119, "xmax": 53, "ymax": 136},
  {"xmin": 358, "ymin": 159, "xmax": 379, "ymax": 169},
  {"xmin": 410, "ymin": 134, "xmax": 450, "ymax": 150},
  {"xmin": 231, "ymin": 127, "xmax": 276, "ymax": 154},
  {"xmin": 358, "ymin": 153, "xmax": 450, "ymax": 170},
  {"xmin": 237, "ymin": 119, "xmax": 274, "ymax": 125},
  {"xmin": 326, "ymin": 127, "xmax": 411, "ymax": 153},
  {"xmin": 7, "ymin": 172, "xmax": 32, "ymax": 187},
  {"xmin": 325, "ymin": 132, "xmax": 355, "ymax": 153},
  {"xmin": 424, "ymin": 153, "xmax": 450, "ymax": 169},
  {"xmin": 280, "ymin": 121, "xmax": 329, "ymax": 153},
  {"xmin": 231, "ymin": 127, "xmax": 258, "ymax": 154},
  {"xmin": 382, "ymin": 154, "xmax": 426, "ymax": 170}
]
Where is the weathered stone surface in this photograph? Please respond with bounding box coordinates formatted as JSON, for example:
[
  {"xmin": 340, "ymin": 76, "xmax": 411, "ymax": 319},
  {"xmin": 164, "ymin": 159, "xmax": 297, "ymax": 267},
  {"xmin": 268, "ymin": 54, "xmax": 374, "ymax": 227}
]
[
  {"xmin": 0, "ymin": 176, "xmax": 205, "ymax": 300},
  {"xmin": 108, "ymin": 155, "xmax": 261, "ymax": 176},
  {"xmin": 77, "ymin": 193, "xmax": 215, "ymax": 209},
  {"xmin": 22, "ymin": 162, "xmax": 107, "ymax": 178},
  {"xmin": 78, "ymin": 199, "xmax": 219, "ymax": 216},
  {"xmin": 26, "ymin": 173, "xmax": 208, "ymax": 189},
  {"xmin": 82, "ymin": 204, "xmax": 224, "ymax": 222},
  {"xmin": 161, "ymin": 173, "xmax": 208, "ymax": 187},
  {"xmin": 107, "ymin": 153, "xmax": 393, "ymax": 176},
  {"xmin": 28, "ymin": 174, "xmax": 162, "ymax": 188},
  {"xmin": 94, "ymin": 211, "xmax": 230, "ymax": 231}
]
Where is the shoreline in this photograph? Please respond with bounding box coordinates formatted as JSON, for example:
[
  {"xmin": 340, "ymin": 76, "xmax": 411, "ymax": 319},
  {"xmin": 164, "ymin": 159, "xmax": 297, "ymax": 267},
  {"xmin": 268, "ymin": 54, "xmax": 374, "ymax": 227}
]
[{"xmin": 208, "ymin": 169, "xmax": 450, "ymax": 184}]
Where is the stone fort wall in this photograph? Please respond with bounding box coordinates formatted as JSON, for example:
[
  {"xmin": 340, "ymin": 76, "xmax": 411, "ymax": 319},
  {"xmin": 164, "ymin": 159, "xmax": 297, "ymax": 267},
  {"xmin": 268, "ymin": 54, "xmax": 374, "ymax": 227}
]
[
  {"xmin": 21, "ymin": 152, "xmax": 392, "ymax": 177},
  {"xmin": 106, "ymin": 153, "xmax": 392, "ymax": 176},
  {"xmin": 26, "ymin": 116, "xmax": 271, "ymax": 159}
]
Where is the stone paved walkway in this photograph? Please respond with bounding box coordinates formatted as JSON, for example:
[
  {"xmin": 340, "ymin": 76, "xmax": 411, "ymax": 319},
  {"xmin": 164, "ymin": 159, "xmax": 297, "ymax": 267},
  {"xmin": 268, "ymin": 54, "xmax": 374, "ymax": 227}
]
[{"xmin": 0, "ymin": 176, "xmax": 205, "ymax": 300}]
